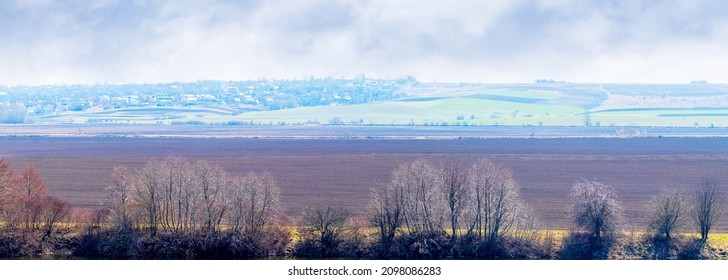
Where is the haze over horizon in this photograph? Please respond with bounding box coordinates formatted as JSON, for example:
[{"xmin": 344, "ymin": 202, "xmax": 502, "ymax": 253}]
[{"xmin": 2, "ymin": 0, "xmax": 727, "ymax": 86}]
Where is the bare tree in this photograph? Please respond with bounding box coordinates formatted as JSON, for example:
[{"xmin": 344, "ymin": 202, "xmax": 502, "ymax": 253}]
[
  {"xmin": 368, "ymin": 182, "xmax": 402, "ymax": 248},
  {"xmin": 228, "ymin": 176, "xmax": 248, "ymax": 233},
  {"xmin": 466, "ymin": 159, "xmax": 522, "ymax": 245},
  {"xmin": 176, "ymin": 159, "xmax": 199, "ymax": 233},
  {"xmin": 0, "ymin": 158, "xmax": 15, "ymax": 222},
  {"xmin": 570, "ymin": 179, "xmax": 623, "ymax": 244},
  {"xmin": 158, "ymin": 158, "xmax": 180, "ymax": 233},
  {"xmin": 300, "ymin": 205, "xmax": 349, "ymax": 249},
  {"xmin": 157, "ymin": 157, "xmax": 197, "ymax": 234},
  {"xmin": 70, "ymin": 208, "xmax": 109, "ymax": 233},
  {"xmin": 439, "ymin": 160, "xmax": 469, "ymax": 242},
  {"xmin": 227, "ymin": 172, "xmax": 281, "ymax": 237},
  {"xmin": 121, "ymin": 157, "xmax": 276, "ymax": 238},
  {"xmin": 15, "ymin": 164, "xmax": 48, "ymax": 229},
  {"xmin": 194, "ymin": 160, "xmax": 228, "ymax": 234},
  {"xmin": 692, "ymin": 178, "xmax": 723, "ymax": 243},
  {"xmin": 0, "ymin": 158, "xmax": 13, "ymax": 189},
  {"xmin": 511, "ymin": 206, "xmax": 541, "ymax": 241},
  {"xmin": 0, "ymin": 163, "xmax": 73, "ymax": 234},
  {"xmin": 16, "ymin": 164, "xmax": 47, "ymax": 199},
  {"xmin": 648, "ymin": 190, "xmax": 688, "ymax": 240},
  {"xmin": 107, "ymin": 166, "xmax": 136, "ymax": 230},
  {"xmin": 133, "ymin": 159, "xmax": 163, "ymax": 237},
  {"xmin": 39, "ymin": 196, "xmax": 70, "ymax": 237},
  {"xmin": 391, "ymin": 159, "xmax": 444, "ymax": 234},
  {"xmin": 247, "ymin": 172, "xmax": 281, "ymax": 235}
]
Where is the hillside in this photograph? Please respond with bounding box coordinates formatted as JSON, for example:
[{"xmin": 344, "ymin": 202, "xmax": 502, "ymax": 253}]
[
  {"xmin": 4, "ymin": 81, "xmax": 728, "ymax": 127},
  {"xmin": 233, "ymin": 83, "xmax": 728, "ymax": 127}
]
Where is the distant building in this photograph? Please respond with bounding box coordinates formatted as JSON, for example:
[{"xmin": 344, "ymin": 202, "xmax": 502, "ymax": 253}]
[
  {"xmin": 126, "ymin": 95, "xmax": 141, "ymax": 106},
  {"xmin": 155, "ymin": 95, "xmax": 175, "ymax": 106},
  {"xmin": 197, "ymin": 94, "xmax": 216, "ymax": 102},
  {"xmin": 182, "ymin": 94, "xmax": 198, "ymax": 105}
]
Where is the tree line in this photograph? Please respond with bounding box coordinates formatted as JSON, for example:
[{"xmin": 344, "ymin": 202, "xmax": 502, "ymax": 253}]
[
  {"xmin": 0, "ymin": 156, "xmax": 724, "ymax": 259},
  {"xmin": 0, "ymin": 160, "xmax": 69, "ymax": 237}
]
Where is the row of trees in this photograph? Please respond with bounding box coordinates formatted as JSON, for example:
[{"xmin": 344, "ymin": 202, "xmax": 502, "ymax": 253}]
[
  {"xmin": 0, "ymin": 157, "xmax": 289, "ymax": 259},
  {"xmin": 293, "ymin": 159, "xmax": 725, "ymax": 259},
  {"xmin": 0, "ymin": 156, "xmax": 724, "ymax": 259},
  {"xmin": 98, "ymin": 157, "xmax": 539, "ymax": 259},
  {"xmin": 367, "ymin": 159, "xmax": 537, "ymax": 258},
  {"xmin": 107, "ymin": 157, "xmax": 283, "ymax": 236},
  {"xmin": 562, "ymin": 178, "xmax": 723, "ymax": 259},
  {"xmin": 0, "ymin": 159, "xmax": 70, "ymax": 237},
  {"xmin": 103, "ymin": 157, "xmax": 287, "ymax": 257}
]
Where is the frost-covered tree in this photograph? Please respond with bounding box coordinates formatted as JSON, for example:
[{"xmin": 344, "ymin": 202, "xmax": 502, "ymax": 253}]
[{"xmin": 570, "ymin": 179, "xmax": 623, "ymax": 244}]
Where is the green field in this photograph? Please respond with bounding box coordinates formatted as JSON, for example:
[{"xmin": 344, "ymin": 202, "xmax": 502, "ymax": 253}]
[
  {"xmin": 36, "ymin": 83, "xmax": 728, "ymax": 127},
  {"xmin": 236, "ymin": 97, "xmax": 585, "ymax": 126}
]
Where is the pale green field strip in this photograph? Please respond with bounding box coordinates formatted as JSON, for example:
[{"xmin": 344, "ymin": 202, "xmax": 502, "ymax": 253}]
[{"xmin": 32, "ymin": 83, "xmax": 728, "ymax": 127}]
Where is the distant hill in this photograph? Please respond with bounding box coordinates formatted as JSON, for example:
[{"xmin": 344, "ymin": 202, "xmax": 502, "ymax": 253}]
[
  {"xmin": 232, "ymin": 82, "xmax": 728, "ymax": 127},
  {"xmin": 3, "ymin": 80, "xmax": 728, "ymax": 127}
]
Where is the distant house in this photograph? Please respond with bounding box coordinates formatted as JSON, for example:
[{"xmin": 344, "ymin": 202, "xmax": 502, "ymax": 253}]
[
  {"xmin": 182, "ymin": 94, "xmax": 198, "ymax": 105},
  {"xmin": 155, "ymin": 95, "xmax": 175, "ymax": 106},
  {"xmin": 243, "ymin": 95, "xmax": 257, "ymax": 104},
  {"xmin": 126, "ymin": 95, "xmax": 141, "ymax": 106},
  {"xmin": 197, "ymin": 94, "xmax": 216, "ymax": 102}
]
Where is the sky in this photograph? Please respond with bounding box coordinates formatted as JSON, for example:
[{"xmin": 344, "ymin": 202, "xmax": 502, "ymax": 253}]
[{"xmin": 1, "ymin": 0, "xmax": 728, "ymax": 85}]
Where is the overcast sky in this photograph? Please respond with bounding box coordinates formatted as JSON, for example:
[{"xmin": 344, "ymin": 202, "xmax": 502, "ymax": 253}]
[{"xmin": 1, "ymin": 0, "xmax": 727, "ymax": 85}]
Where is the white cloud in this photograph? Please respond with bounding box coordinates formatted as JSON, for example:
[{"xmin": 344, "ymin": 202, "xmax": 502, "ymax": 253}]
[{"xmin": 1, "ymin": 0, "xmax": 727, "ymax": 85}]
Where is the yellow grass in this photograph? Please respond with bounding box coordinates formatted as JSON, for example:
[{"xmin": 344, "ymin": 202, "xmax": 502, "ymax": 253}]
[
  {"xmin": 6, "ymin": 221, "xmax": 728, "ymax": 259},
  {"xmin": 706, "ymin": 233, "xmax": 728, "ymax": 260}
]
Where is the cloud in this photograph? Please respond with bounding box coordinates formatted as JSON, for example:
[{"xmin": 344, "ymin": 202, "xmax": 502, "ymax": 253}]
[{"xmin": 1, "ymin": 0, "xmax": 727, "ymax": 85}]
